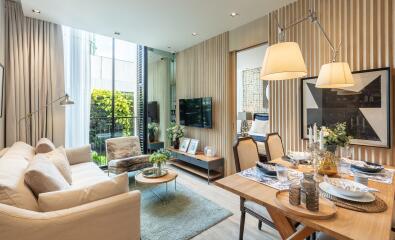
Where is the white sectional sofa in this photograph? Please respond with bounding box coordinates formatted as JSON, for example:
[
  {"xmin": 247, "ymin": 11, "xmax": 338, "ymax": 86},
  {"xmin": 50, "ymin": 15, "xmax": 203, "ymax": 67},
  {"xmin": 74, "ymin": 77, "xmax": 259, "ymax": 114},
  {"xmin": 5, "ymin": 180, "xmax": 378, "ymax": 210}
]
[{"xmin": 0, "ymin": 141, "xmax": 140, "ymax": 240}]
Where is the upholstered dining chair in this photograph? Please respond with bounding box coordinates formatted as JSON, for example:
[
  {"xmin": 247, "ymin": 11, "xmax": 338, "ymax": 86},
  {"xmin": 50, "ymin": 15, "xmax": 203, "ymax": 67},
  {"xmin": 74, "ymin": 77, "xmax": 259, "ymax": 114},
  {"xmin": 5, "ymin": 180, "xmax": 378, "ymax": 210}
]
[
  {"xmin": 106, "ymin": 136, "xmax": 152, "ymax": 175},
  {"xmin": 265, "ymin": 132, "xmax": 285, "ymax": 161},
  {"xmin": 233, "ymin": 137, "xmax": 276, "ymax": 239}
]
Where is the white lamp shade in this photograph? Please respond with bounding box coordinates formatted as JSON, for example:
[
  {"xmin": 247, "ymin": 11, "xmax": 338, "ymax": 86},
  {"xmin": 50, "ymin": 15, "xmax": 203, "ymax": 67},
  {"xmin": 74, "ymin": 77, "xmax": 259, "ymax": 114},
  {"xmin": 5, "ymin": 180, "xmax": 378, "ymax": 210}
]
[
  {"xmin": 316, "ymin": 62, "xmax": 354, "ymax": 88},
  {"xmin": 260, "ymin": 42, "xmax": 307, "ymax": 80}
]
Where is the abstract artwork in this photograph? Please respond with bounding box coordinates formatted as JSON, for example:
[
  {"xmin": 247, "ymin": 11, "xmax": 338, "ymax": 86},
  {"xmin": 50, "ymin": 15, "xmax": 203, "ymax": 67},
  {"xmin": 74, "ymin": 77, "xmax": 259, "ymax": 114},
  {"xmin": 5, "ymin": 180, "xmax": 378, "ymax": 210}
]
[{"xmin": 301, "ymin": 67, "xmax": 390, "ymax": 148}]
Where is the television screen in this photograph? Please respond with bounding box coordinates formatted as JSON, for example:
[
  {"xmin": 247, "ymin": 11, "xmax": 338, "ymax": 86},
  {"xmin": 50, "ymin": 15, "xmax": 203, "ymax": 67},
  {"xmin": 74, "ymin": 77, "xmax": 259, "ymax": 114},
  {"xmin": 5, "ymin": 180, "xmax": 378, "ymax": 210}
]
[{"xmin": 179, "ymin": 97, "xmax": 212, "ymax": 128}]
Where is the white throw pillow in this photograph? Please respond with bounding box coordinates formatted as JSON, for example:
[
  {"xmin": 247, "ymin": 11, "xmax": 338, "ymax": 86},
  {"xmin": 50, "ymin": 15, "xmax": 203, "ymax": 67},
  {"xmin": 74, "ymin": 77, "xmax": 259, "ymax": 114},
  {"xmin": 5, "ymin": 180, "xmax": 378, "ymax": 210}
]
[
  {"xmin": 36, "ymin": 147, "xmax": 72, "ymax": 184},
  {"xmin": 38, "ymin": 173, "xmax": 129, "ymax": 212},
  {"xmin": 251, "ymin": 119, "xmax": 269, "ymax": 135},
  {"xmin": 25, "ymin": 158, "xmax": 70, "ymax": 197}
]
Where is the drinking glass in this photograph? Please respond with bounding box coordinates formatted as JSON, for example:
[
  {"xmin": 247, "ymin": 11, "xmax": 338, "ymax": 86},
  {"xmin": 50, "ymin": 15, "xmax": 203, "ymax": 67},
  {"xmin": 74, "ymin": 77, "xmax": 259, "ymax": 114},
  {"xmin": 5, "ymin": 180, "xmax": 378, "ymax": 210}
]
[{"xmin": 276, "ymin": 165, "xmax": 288, "ymax": 183}]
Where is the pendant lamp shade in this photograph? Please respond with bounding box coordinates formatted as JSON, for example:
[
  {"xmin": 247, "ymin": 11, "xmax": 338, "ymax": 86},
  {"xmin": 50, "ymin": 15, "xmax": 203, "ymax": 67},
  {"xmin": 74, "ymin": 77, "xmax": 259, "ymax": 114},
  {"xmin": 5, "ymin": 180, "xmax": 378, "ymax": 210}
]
[
  {"xmin": 316, "ymin": 62, "xmax": 354, "ymax": 88},
  {"xmin": 260, "ymin": 42, "xmax": 307, "ymax": 80}
]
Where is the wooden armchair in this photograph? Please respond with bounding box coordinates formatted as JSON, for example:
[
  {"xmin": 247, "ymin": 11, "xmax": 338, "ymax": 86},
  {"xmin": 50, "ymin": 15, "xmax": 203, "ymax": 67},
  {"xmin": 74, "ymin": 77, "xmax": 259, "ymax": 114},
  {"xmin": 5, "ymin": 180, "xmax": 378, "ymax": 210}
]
[{"xmin": 106, "ymin": 136, "xmax": 152, "ymax": 174}]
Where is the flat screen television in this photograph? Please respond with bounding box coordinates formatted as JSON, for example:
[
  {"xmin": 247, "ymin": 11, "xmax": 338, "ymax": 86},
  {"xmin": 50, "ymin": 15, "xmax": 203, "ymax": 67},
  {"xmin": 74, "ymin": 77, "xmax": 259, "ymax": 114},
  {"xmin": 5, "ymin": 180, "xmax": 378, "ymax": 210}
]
[{"xmin": 179, "ymin": 97, "xmax": 212, "ymax": 128}]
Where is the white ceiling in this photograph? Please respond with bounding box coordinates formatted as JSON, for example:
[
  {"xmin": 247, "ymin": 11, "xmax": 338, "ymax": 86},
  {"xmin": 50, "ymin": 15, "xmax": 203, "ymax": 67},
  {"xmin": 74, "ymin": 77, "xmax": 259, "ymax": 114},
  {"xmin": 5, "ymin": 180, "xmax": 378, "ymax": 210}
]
[{"xmin": 21, "ymin": 0, "xmax": 294, "ymax": 52}]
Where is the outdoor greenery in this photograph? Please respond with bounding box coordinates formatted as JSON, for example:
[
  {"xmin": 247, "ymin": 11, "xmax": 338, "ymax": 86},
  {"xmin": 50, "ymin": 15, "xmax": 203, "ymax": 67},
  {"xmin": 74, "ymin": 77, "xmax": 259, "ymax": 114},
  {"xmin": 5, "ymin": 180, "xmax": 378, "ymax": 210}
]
[
  {"xmin": 90, "ymin": 89, "xmax": 134, "ymax": 165},
  {"xmin": 148, "ymin": 122, "xmax": 159, "ymax": 142}
]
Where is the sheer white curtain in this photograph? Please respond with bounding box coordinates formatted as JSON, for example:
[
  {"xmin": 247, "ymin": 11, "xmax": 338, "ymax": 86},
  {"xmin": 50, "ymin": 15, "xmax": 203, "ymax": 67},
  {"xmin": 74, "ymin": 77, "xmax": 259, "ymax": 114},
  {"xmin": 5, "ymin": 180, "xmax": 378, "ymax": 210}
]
[{"xmin": 63, "ymin": 26, "xmax": 92, "ymax": 148}]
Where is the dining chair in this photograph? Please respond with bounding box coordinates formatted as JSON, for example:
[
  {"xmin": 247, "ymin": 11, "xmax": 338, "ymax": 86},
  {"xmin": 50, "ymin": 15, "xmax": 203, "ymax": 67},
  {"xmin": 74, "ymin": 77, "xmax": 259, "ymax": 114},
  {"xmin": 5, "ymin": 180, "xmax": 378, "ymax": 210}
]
[
  {"xmin": 265, "ymin": 132, "xmax": 285, "ymax": 161},
  {"xmin": 233, "ymin": 137, "xmax": 276, "ymax": 240}
]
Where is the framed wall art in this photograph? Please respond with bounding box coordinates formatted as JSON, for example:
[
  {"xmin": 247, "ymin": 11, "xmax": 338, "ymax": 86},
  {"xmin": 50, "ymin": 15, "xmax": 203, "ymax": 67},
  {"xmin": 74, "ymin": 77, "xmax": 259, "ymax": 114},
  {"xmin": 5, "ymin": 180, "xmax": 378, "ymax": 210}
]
[{"xmin": 301, "ymin": 67, "xmax": 391, "ymax": 148}]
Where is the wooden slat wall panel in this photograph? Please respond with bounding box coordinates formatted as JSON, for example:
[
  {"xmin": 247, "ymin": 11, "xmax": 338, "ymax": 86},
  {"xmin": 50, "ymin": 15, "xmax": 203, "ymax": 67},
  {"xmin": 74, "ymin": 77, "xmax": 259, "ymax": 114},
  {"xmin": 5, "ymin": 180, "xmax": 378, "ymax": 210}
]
[
  {"xmin": 269, "ymin": 0, "xmax": 395, "ymax": 165},
  {"xmin": 176, "ymin": 33, "xmax": 236, "ymax": 175}
]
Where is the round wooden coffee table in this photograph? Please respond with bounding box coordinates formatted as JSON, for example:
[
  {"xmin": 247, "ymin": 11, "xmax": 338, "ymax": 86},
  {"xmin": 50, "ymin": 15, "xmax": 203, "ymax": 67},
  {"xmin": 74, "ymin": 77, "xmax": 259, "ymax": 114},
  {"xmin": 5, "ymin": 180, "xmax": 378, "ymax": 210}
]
[{"xmin": 135, "ymin": 169, "xmax": 178, "ymax": 202}]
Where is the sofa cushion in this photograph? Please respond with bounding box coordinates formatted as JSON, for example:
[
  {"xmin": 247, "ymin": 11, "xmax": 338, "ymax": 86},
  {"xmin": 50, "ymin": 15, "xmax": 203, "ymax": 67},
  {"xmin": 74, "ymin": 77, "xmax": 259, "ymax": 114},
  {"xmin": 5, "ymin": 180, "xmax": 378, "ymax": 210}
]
[
  {"xmin": 0, "ymin": 156, "xmax": 38, "ymax": 210},
  {"xmin": 35, "ymin": 138, "xmax": 56, "ymax": 154},
  {"xmin": 70, "ymin": 162, "xmax": 109, "ymax": 188},
  {"xmin": 25, "ymin": 157, "xmax": 70, "ymax": 197},
  {"xmin": 65, "ymin": 145, "xmax": 92, "ymax": 165},
  {"xmin": 38, "ymin": 173, "xmax": 129, "ymax": 211},
  {"xmin": 36, "ymin": 147, "xmax": 72, "ymax": 184},
  {"xmin": 3, "ymin": 141, "xmax": 35, "ymax": 162}
]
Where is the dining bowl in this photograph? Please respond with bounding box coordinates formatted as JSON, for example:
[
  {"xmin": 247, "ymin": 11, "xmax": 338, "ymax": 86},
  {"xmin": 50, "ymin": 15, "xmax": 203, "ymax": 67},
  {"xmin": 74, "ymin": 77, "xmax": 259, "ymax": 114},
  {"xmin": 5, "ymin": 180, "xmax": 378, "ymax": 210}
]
[
  {"xmin": 324, "ymin": 177, "xmax": 371, "ymax": 198},
  {"xmin": 256, "ymin": 162, "xmax": 277, "ymax": 176},
  {"xmin": 350, "ymin": 161, "xmax": 384, "ymax": 173}
]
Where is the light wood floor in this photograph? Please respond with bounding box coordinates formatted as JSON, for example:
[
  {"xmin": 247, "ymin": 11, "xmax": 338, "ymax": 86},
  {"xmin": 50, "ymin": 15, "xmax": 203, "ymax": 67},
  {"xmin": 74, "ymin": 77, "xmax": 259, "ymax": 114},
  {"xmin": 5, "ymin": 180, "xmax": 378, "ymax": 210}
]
[{"xmin": 166, "ymin": 164, "xmax": 281, "ymax": 240}]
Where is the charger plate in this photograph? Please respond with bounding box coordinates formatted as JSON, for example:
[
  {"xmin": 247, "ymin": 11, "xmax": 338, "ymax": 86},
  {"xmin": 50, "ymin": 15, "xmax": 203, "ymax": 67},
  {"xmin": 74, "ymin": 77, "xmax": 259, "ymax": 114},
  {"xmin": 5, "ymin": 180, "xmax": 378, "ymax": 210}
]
[{"xmin": 275, "ymin": 190, "xmax": 337, "ymax": 220}]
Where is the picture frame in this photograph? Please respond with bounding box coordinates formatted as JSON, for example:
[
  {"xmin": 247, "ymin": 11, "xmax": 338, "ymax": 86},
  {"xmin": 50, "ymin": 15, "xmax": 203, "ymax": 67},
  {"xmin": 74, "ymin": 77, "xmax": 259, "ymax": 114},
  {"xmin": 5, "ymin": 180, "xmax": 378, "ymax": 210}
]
[
  {"xmin": 187, "ymin": 139, "xmax": 199, "ymax": 155},
  {"xmin": 179, "ymin": 138, "xmax": 191, "ymax": 152},
  {"xmin": 0, "ymin": 64, "xmax": 4, "ymax": 118},
  {"xmin": 301, "ymin": 67, "xmax": 391, "ymax": 148}
]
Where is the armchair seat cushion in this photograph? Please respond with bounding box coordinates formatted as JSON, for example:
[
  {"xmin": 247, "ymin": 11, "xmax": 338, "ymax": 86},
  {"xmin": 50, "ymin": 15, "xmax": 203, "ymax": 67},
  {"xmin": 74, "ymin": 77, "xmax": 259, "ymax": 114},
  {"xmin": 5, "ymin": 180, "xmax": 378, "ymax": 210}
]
[{"xmin": 108, "ymin": 155, "xmax": 150, "ymax": 168}]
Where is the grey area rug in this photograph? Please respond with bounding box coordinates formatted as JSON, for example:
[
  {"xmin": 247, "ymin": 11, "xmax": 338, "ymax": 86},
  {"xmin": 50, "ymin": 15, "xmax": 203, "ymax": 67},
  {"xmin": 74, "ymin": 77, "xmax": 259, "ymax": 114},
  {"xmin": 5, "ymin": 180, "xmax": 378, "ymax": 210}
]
[{"xmin": 129, "ymin": 175, "xmax": 232, "ymax": 240}]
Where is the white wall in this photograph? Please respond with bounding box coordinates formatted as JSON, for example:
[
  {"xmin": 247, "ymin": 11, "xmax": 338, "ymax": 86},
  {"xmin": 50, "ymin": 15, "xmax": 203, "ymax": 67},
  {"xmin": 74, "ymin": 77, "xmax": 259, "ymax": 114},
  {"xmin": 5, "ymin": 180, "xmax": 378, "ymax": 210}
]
[{"xmin": 0, "ymin": 0, "xmax": 5, "ymax": 148}]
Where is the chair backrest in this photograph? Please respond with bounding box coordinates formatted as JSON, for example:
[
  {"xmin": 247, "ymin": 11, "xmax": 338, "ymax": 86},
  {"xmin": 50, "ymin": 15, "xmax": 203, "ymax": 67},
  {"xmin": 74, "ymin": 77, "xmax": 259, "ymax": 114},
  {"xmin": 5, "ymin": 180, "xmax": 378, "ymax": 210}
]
[
  {"xmin": 105, "ymin": 136, "xmax": 142, "ymax": 160},
  {"xmin": 233, "ymin": 137, "xmax": 259, "ymax": 172},
  {"xmin": 265, "ymin": 133, "xmax": 285, "ymax": 161}
]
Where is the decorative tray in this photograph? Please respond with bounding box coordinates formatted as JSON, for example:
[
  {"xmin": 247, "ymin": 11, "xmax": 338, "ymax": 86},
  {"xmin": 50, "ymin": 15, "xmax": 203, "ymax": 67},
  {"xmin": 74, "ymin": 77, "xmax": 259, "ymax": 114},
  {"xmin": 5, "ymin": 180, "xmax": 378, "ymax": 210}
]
[
  {"xmin": 275, "ymin": 190, "xmax": 337, "ymax": 220},
  {"xmin": 142, "ymin": 168, "xmax": 168, "ymax": 178}
]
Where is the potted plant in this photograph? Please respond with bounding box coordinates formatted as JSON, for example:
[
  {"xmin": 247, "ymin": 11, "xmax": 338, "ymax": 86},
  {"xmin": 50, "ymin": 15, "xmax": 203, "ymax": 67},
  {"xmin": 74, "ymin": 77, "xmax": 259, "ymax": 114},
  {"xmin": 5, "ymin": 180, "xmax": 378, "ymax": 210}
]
[
  {"xmin": 166, "ymin": 122, "xmax": 185, "ymax": 149},
  {"xmin": 149, "ymin": 149, "xmax": 171, "ymax": 175},
  {"xmin": 148, "ymin": 122, "xmax": 159, "ymax": 142},
  {"xmin": 322, "ymin": 122, "xmax": 352, "ymax": 153}
]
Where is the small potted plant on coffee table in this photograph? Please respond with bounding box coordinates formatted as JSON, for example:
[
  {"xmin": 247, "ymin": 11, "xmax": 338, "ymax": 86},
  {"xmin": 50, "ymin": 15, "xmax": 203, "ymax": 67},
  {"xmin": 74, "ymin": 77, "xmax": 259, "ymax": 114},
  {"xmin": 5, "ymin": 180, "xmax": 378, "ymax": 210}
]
[{"xmin": 149, "ymin": 149, "xmax": 171, "ymax": 176}]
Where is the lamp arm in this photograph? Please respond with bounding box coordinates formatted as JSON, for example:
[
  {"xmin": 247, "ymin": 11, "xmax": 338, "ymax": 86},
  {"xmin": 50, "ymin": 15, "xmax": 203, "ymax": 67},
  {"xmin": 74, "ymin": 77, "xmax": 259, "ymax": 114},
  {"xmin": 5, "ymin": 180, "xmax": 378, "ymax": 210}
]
[
  {"xmin": 278, "ymin": 10, "xmax": 338, "ymax": 61},
  {"xmin": 18, "ymin": 95, "xmax": 67, "ymax": 122}
]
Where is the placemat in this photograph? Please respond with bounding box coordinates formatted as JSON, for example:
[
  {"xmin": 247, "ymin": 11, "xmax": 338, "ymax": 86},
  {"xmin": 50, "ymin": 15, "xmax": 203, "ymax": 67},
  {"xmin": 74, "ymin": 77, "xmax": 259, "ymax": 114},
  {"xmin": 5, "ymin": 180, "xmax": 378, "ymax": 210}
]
[
  {"xmin": 319, "ymin": 190, "xmax": 387, "ymax": 213},
  {"xmin": 238, "ymin": 167, "xmax": 303, "ymax": 190},
  {"xmin": 341, "ymin": 158, "xmax": 394, "ymax": 184}
]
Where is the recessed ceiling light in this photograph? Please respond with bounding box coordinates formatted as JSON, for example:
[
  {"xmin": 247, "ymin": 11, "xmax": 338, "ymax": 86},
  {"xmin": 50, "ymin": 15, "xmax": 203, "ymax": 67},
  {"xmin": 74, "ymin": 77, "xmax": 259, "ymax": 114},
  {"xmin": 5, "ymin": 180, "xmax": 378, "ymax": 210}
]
[
  {"xmin": 32, "ymin": 9, "xmax": 41, "ymax": 14},
  {"xmin": 192, "ymin": 32, "xmax": 198, "ymax": 36},
  {"xmin": 167, "ymin": 46, "xmax": 171, "ymax": 49},
  {"xmin": 114, "ymin": 32, "xmax": 120, "ymax": 36},
  {"xmin": 230, "ymin": 12, "xmax": 239, "ymax": 17}
]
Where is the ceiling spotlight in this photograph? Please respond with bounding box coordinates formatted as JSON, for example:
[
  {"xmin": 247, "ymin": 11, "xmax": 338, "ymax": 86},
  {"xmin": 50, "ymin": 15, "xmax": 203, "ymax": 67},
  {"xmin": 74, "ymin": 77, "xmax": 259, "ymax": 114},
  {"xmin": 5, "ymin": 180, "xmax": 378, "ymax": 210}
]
[
  {"xmin": 192, "ymin": 32, "xmax": 198, "ymax": 36},
  {"xmin": 32, "ymin": 9, "xmax": 41, "ymax": 14},
  {"xmin": 114, "ymin": 32, "xmax": 120, "ymax": 36},
  {"xmin": 230, "ymin": 12, "xmax": 239, "ymax": 17},
  {"xmin": 167, "ymin": 46, "xmax": 171, "ymax": 49}
]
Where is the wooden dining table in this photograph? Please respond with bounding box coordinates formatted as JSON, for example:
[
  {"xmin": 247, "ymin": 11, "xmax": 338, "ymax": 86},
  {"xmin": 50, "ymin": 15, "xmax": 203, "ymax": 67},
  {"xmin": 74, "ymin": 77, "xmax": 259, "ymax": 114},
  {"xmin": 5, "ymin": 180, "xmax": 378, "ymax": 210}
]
[{"xmin": 215, "ymin": 158, "xmax": 395, "ymax": 240}]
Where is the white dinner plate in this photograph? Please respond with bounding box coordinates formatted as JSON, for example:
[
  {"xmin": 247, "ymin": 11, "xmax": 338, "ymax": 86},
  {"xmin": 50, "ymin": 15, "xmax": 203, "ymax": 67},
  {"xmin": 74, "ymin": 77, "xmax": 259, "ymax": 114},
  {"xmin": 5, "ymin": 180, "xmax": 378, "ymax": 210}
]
[{"xmin": 319, "ymin": 182, "xmax": 375, "ymax": 203}]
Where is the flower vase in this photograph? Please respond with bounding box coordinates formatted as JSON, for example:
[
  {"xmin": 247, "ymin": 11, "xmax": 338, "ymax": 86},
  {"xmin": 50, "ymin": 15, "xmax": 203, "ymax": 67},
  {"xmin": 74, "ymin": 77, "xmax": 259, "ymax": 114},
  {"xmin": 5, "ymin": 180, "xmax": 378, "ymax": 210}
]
[
  {"xmin": 318, "ymin": 146, "xmax": 339, "ymax": 177},
  {"xmin": 149, "ymin": 132, "xmax": 155, "ymax": 143},
  {"xmin": 156, "ymin": 162, "xmax": 162, "ymax": 176},
  {"xmin": 173, "ymin": 138, "xmax": 180, "ymax": 149}
]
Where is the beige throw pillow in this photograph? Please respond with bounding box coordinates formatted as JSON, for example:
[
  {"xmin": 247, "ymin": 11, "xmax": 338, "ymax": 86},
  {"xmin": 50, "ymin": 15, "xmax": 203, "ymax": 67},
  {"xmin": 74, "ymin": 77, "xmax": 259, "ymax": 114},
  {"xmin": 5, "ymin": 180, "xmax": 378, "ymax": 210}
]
[
  {"xmin": 65, "ymin": 145, "xmax": 92, "ymax": 165},
  {"xmin": 37, "ymin": 147, "xmax": 72, "ymax": 184},
  {"xmin": 25, "ymin": 158, "xmax": 70, "ymax": 197},
  {"xmin": 38, "ymin": 173, "xmax": 129, "ymax": 211},
  {"xmin": 35, "ymin": 138, "xmax": 56, "ymax": 154}
]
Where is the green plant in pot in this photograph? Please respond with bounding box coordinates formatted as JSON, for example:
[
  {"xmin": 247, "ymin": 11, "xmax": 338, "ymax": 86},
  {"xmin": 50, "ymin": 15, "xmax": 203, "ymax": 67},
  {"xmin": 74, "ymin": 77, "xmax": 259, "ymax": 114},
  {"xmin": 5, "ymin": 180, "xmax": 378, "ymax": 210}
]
[
  {"xmin": 166, "ymin": 122, "xmax": 185, "ymax": 149},
  {"xmin": 322, "ymin": 122, "xmax": 352, "ymax": 153},
  {"xmin": 149, "ymin": 149, "xmax": 171, "ymax": 175},
  {"xmin": 148, "ymin": 122, "xmax": 159, "ymax": 142}
]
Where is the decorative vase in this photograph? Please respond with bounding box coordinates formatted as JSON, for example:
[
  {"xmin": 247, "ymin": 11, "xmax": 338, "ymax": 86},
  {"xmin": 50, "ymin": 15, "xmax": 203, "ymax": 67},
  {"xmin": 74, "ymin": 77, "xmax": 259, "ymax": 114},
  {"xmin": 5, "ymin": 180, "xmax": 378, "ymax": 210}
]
[
  {"xmin": 149, "ymin": 132, "xmax": 155, "ymax": 142},
  {"xmin": 325, "ymin": 144, "xmax": 337, "ymax": 154},
  {"xmin": 204, "ymin": 146, "xmax": 216, "ymax": 157},
  {"xmin": 317, "ymin": 151, "xmax": 338, "ymax": 176},
  {"xmin": 173, "ymin": 138, "xmax": 180, "ymax": 149},
  {"xmin": 340, "ymin": 145, "xmax": 352, "ymax": 159},
  {"xmin": 155, "ymin": 162, "xmax": 162, "ymax": 176}
]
